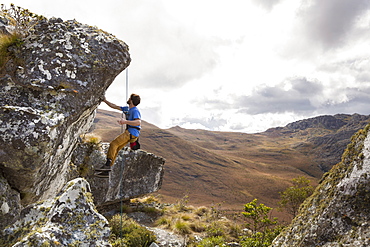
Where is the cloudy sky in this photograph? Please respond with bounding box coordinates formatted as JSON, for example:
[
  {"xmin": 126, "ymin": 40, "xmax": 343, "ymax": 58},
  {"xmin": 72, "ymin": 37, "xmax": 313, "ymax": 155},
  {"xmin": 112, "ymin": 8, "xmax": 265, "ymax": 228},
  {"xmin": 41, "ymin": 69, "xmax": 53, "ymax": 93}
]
[{"xmin": 4, "ymin": 0, "xmax": 370, "ymax": 133}]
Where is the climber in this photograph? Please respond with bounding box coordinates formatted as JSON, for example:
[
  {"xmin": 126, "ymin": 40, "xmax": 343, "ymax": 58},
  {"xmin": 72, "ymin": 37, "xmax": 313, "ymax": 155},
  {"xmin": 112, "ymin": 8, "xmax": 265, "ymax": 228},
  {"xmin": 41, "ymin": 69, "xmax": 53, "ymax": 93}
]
[{"xmin": 95, "ymin": 94, "xmax": 141, "ymax": 178}]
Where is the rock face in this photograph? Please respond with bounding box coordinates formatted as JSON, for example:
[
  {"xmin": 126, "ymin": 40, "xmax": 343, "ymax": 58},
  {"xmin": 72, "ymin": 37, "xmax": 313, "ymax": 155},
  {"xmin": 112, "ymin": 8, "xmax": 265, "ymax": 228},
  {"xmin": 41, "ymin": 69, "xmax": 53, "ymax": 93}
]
[
  {"xmin": 271, "ymin": 124, "xmax": 370, "ymax": 246},
  {"xmin": 0, "ymin": 6, "xmax": 164, "ymax": 244},
  {"xmin": 0, "ymin": 14, "xmax": 130, "ymax": 206},
  {"xmin": 71, "ymin": 142, "xmax": 165, "ymax": 207},
  {"xmin": 94, "ymin": 147, "xmax": 165, "ymax": 206},
  {"xmin": 2, "ymin": 178, "xmax": 111, "ymax": 246},
  {"xmin": 0, "ymin": 175, "xmax": 21, "ymax": 231}
]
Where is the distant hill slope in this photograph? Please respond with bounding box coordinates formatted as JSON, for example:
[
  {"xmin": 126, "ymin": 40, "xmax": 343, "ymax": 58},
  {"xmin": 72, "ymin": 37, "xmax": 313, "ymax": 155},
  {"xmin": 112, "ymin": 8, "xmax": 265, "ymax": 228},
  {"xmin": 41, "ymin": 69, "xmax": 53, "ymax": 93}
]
[{"xmin": 90, "ymin": 109, "xmax": 370, "ymax": 212}]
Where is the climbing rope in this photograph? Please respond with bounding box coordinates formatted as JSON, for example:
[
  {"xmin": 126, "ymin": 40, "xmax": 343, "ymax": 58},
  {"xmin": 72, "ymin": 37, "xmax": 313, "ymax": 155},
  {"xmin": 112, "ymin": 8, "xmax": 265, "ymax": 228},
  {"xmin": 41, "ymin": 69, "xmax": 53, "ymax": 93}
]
[
  {"xmin": 119, "ymin": 68, "xmax": 129, "ymax": 239},
  {"xmin": 120, "ymin": 156, "xmax": 124, "ymax": 239}
]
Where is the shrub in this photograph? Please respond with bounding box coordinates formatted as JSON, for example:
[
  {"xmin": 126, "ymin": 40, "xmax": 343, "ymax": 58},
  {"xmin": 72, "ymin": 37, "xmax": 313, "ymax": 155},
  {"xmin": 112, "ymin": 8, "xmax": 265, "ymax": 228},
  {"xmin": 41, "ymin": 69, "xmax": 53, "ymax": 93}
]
[
  {"xmin": 240, "ymin": 199, "xmax": 282, "ymax": 247},
  {"xmin": 0, "ymin": 4, "xmax": 44, "ymax": 36},
  {"xmin": 278, "ymin": 176, "xmax": 314, "ymax": 218},
  {"xmin": 206, "ymin": 221, "xmax": 227, "ymax": 237},
  {"xmin": 197, "ymin": 236, "xmax": 226, "ymax": 247},
  {"xmin": 242, "ymin": 199, "xmax": 278, "ymax": 234},
  {"xmin": 0, "ymin": 4, "xmax": 44, "ymax": 70},
  {"xmin": 81, "ymin": 134, "xmax": 101, "ymax": 144},
  {"xmin": 239, "ymin": 227, "xmax": 282, "ymax": 247},
  {"xmin": 109, "ymin": 214, "xmax": 156, "ymax": 247}
]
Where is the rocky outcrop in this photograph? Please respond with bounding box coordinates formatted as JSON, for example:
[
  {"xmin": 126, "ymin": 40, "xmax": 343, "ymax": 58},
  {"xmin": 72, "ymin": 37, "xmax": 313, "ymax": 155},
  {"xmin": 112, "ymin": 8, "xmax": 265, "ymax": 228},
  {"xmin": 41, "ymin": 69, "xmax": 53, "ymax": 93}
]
[
  {"xmin": 271, "ymin": 124, "xmax": 370, "ymax": 246},
  {"xmin": 2, "ymin": 178, "xmax": 111, "ymax": 246},
  {"xmin": 0, "ymin": 12, "xmax": 130, "ymax": 206},
  {"xmin": 71, "ymin": 142, "xmax": 165, "ymax": 207},
  {"xmin": 0, "ymin": 6, "xmax": 165, "ymax": 244}
]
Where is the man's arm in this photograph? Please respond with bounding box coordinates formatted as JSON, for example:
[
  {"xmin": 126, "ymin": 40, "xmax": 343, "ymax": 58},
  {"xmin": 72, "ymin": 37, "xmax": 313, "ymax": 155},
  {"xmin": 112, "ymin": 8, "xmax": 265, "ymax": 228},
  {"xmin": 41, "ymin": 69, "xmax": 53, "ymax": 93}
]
[{"xmin": 103, "ymin": 99, "xmax": 121, "ymax": 111}]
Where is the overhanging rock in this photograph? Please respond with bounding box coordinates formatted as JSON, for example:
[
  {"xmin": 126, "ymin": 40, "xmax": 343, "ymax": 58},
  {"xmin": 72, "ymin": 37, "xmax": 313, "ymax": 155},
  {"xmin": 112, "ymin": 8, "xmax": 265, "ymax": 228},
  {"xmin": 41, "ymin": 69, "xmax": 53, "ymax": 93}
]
[{"xmin": 0, "ymin": 15, "xmax": 130, "ymax": 205}]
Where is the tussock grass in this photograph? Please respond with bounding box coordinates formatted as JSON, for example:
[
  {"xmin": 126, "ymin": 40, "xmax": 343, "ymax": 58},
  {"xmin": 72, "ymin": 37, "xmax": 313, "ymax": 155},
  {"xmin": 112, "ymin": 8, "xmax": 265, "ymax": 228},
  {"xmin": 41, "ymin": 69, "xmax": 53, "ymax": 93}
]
[
  {"xmin": 109, "ymin": 214, "xmax": 156, "ymax": 247},
  {"xmin": 0, "ymin": 32, "xmax": 21, "ymax": 68},
  {"xmin": 81, "ymin": 133, "xmax": 101, "ymax": 144},
  {"xmin": 109, "ymin": 195, "xmax": 284, "ymax": 246},
  {"xmin": 153, "ymin": 196, "xmax": 241, "ymax": 244}
]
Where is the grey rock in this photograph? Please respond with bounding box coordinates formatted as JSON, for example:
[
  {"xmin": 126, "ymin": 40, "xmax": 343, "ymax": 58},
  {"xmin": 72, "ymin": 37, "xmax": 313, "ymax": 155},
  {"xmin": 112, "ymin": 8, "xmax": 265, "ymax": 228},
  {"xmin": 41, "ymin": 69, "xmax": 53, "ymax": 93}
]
[
  {"xmin": 0, "ymin": 175, "xmax": 21, "ymax": 231},
  {"xmin": 0, "ymin": 7, "xmax": 166, "ymax": 246},
  {"xmin": 71, "ymin": 142, "xmax": 165, "ymax": 207},
  {"xmin": 146, "ymin": 227, "xmax": 183, "ymax": 247},
  {"xmin": 0, "ymin": 15, "xmax": 130, "ymax": 206},
  {"xmin": 3, "ymin": 178, "xmax": 111, "ymax": 246},
  {"xmin": 271, "ymin": 124, "xmax": 370, "ymax": 246}
]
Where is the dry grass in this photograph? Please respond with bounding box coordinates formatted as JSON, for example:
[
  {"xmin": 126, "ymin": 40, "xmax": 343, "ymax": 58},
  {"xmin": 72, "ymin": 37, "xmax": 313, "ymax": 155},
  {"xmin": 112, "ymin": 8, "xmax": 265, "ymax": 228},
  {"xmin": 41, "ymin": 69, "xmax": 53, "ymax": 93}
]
[
  {"xmin": 153, "ymin": 198, "xmax": 242, "ymax": 242},
  {"xmin": 0, "ymin": 32, "xmax": 21, "ymax": 68},
  {"xmin": 92, "ymin": 109, "xmax": 362, "ymax": 221}
]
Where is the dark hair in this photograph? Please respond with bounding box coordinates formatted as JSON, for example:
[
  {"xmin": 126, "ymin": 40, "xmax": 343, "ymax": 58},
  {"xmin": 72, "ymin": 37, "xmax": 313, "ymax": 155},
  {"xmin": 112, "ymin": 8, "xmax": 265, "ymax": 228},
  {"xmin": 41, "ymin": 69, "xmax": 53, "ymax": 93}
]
[{"xmin": 130, "ymin": 94, "xmax": 141, "ymax": 106}]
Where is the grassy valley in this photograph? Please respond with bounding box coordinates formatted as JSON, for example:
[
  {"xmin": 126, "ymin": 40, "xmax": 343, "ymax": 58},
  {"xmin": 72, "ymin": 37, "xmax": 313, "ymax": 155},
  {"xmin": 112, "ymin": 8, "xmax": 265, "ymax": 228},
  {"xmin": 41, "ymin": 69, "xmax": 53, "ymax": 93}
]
[{"xmin": 90, "ymin": 109, "xmax": 370, "ymax": 220}]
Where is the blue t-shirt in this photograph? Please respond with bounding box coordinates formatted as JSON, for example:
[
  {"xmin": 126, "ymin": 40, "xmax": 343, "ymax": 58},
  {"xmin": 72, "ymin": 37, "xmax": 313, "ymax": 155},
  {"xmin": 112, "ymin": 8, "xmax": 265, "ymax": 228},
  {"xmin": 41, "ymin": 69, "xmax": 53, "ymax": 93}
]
[{"xmin": 120, "ymin": 106, "xmax": 141, "ymax": 137}]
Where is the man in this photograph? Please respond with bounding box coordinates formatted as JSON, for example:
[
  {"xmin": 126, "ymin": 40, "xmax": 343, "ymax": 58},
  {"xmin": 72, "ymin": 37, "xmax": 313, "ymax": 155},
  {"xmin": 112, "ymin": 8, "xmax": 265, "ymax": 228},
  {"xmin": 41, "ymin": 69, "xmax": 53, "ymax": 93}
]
[{"xmin": 95, "ymin": 93, "xmax": 141, "ymax": 178}]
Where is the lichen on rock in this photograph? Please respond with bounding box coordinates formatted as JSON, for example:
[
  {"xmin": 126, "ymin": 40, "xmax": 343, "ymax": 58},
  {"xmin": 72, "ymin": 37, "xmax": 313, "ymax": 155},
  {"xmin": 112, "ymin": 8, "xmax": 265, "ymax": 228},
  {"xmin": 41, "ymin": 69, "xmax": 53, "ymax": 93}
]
[
  {"xmin": 71, "ymin": 141, "xmax": 165, "ymax": 208},
  {"xmin": 0, "ymin": 174, "xmax": 21, "ymax": 231},
  {"xmin": 271, "ymin": 124, "xmax": 370, "ymax": 247},
  {"xmin": 2, "ymin": 178, "xmax": 110, "ymax": 246},
  {"xmin": 0, "ymin": 12, "xmax": 130, "ymax": 206}
]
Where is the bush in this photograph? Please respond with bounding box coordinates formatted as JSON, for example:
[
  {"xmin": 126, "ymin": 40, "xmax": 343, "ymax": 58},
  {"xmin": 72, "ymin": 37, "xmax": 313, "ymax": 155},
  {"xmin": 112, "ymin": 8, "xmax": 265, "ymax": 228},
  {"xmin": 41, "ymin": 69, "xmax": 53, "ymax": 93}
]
[
  {"xmin": 109, "ymin": 214, "xmax": 156, "ymax": 247},
  {"xmin": 0, "ymin": 4, "xmax": 44, "ymax": 36},
  {"xmin": 197, "ymin": 236, "xmax": 226, "ymax": 247},
  {"xmin": 206, "ymin": 221, "xmax": 227, "ymax": 237},
  {"xmin": 239, "ymin": 199, "xmax": 282, "ymax": 247},
  {"xmin": 278, "ymin": 176, "xmax": 314, "ymax": 218}
]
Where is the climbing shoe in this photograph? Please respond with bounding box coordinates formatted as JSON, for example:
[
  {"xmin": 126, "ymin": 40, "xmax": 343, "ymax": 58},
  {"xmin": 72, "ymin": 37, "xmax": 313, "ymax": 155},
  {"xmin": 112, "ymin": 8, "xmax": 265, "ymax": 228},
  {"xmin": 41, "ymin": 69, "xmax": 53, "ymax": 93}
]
[
  {"xmin": 95, "ymin": 158, "xmax": 112, "ymax": 172},
  {"xmin": 94, "ymin": 170, "xmax": 110, "ymax": 178}
]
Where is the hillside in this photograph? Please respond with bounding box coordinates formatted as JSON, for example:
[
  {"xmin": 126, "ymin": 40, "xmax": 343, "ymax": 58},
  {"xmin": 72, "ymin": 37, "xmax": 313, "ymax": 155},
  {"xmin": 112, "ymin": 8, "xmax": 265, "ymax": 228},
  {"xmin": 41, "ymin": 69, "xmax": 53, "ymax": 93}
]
[{"xmin": 90, "ymin": 109, "xmax": 370, "ymax": 214}]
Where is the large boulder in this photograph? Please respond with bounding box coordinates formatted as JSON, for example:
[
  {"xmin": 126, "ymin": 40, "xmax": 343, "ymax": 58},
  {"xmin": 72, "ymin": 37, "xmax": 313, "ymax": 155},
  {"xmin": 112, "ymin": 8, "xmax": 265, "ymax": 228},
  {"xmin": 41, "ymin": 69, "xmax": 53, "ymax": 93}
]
[
  {"xmin": 0, "ymin": 6, "xmax": 166, "ymax": 245},
  {"xmin": 0, "ymin": 13, "xmax": 130, "ymax": 206},
  {"xmin": 271, "ymin": 124, "xmax": 370, "ymax": 246},
  {"xmin": 2, "ymin": 178, "xmax": 111, "ymax": 246},
  {"xmin": 71, "ymin": 142, "xmax": 165, "ymax": 207}
]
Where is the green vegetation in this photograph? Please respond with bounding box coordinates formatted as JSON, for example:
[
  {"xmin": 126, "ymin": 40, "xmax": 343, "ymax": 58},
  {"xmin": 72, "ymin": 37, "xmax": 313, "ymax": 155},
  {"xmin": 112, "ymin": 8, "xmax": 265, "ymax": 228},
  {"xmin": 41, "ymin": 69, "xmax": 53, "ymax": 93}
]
[
  {"xmin": 112, "ymin": 195, "xmax": 283, "ymax": 247},
  {"xmin": 109, "ymin": 214, "xmax": 156, "ymax": 247},
  {"xmin": 240, "ymin": 199, "xmax": 281, "ymax": 247},
  {"xmin": 0, "ymin": 4, "xmax": 44, "ymax": 69},
  {"xmin": 0, "ymin": 4, "xmax": 44, "ymax": 36},
  {"xmin": 81, "ymin": 134, "xmax": 101, "ymax": 144},
  {"xmin": 0, "ymin": 32, "xmax": 21, "ymax": 67},
  {"xmin": 278, "ymin": 176, "xmax": 314, "ymax": 218}
]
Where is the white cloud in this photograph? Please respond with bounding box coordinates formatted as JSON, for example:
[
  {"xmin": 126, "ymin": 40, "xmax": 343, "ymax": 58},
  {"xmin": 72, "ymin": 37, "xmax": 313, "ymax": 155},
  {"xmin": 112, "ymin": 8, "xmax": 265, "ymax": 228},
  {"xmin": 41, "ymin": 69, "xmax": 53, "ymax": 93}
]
[{"xmin": 3, "ymin": 0, "xmax": 370, "ymax": 133}]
